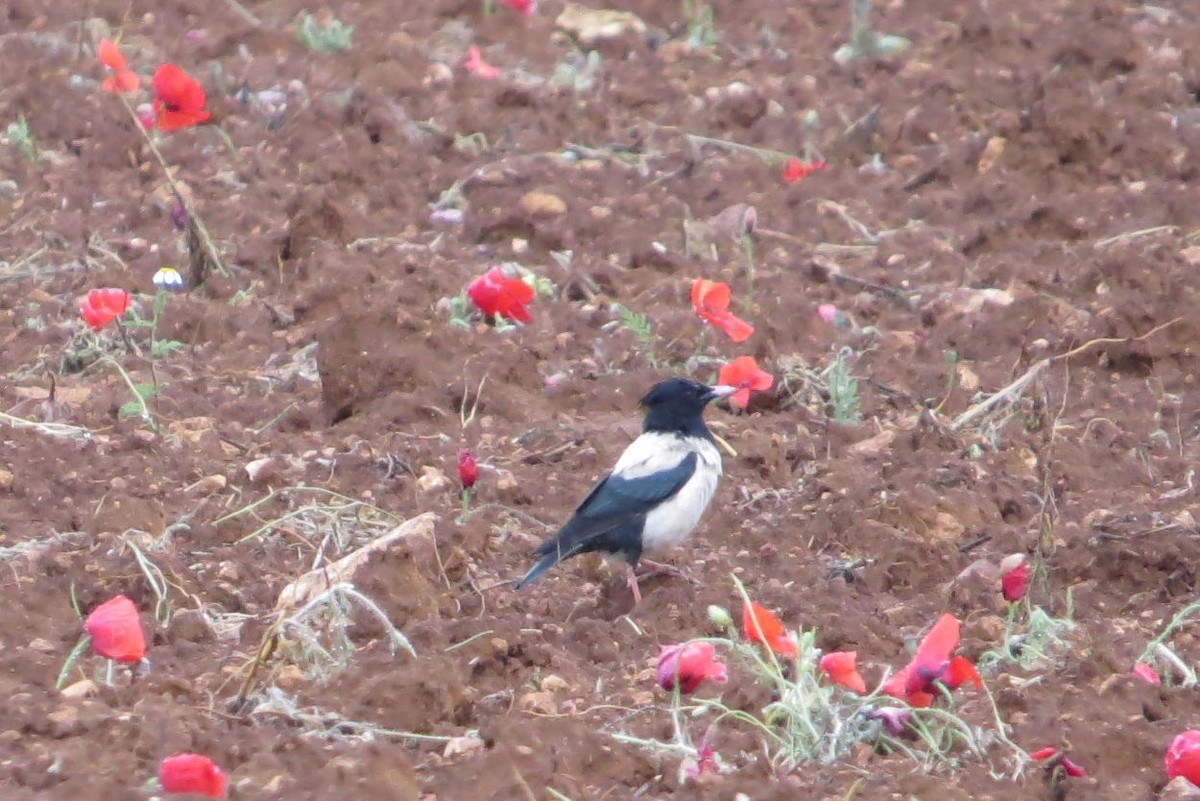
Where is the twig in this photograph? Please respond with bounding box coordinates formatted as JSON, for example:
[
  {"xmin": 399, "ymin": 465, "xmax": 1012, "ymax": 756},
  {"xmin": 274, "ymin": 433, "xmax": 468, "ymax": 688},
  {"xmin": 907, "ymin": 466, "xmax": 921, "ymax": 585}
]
[
  {"xmin": 1051, "ymin": 317, "xmax": 1183, "ymax": 363},
  {"xmin": 951, "ymin": 317, "xmax": 1181, "ymax": 432},
  {"xmin": 1094, "ymin": 226, "xmax": 1178, "ymax": 249},
  {"xmin": 0, "ymin": 411, "xmax": 93, "ymax": 440},
  {"xmin": 950, "ymin": 359, "xmax": 1048, "ymax": 431}
]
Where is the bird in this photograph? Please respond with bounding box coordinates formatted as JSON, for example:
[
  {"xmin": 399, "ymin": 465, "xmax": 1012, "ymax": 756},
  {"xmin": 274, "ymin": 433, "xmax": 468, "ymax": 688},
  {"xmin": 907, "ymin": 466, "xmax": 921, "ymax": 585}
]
[{"xmin": 516, "ymin": 378, "xmax": 735, "ymax": 604}]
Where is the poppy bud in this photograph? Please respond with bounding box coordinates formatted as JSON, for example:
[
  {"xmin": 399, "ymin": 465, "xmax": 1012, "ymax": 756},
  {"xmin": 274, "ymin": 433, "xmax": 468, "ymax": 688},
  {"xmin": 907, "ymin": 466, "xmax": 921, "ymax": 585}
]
[
  {"xmin": 83, "ymin": 595, "xmax": 146, "ymax": 664},
  {"xmin": 1000, "ymin": 553, "xmax": 1030, "ymax": 602},
  {"xmin": 706, "ymin": 604, "xmax": 732, "ymax": 629},
  {"xmin": 158, "ymin": 753, "xmax": 227, "ymax": 798},
  {"xmin": 457, "ymin": 448, "xmax": 478, "ymax": 490},
  {"xmin": 1167, "ymin": 731, "xmax": 1200, "ymax": 786}
]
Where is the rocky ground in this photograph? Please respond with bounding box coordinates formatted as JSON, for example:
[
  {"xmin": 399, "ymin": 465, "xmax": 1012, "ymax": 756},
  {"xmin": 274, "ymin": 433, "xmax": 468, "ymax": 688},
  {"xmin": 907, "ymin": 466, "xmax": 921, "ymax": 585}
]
[{"xmin": 1, "ymin": 0, "xmax": 1199, "ymax": 799}]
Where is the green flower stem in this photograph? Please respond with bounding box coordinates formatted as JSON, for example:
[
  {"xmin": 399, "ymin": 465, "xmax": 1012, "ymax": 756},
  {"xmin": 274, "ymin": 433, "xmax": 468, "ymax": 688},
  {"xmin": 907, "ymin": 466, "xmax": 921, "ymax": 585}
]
[{"xmin": 101, "ymin": 353, "xmax": 158, "ymax": 433}]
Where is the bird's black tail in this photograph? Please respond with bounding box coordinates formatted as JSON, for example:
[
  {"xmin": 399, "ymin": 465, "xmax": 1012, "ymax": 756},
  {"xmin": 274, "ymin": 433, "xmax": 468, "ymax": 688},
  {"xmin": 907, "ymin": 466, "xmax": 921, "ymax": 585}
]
[{"xmin": 515, "ymin": 551, "xmax": 560, "ymax": 590}]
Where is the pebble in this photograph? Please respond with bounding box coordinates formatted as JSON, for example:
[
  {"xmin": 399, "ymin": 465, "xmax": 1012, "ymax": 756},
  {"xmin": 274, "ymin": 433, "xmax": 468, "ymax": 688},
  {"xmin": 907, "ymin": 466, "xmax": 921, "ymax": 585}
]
[
  {"xmin": 518, "ymin": 191, "xmax": 567, "ymax": 218},
  {"xmin": 60, "ymin": 679, "xmax": 97, "ymax": 700}
]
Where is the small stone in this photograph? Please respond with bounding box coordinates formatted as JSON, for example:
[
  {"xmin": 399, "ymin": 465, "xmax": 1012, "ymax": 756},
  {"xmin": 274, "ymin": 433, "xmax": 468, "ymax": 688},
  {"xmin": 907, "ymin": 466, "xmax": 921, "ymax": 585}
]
[
  {"xmin": 168, "ymin": 608, "xmax": 215, "ymax": 644},
  {"xmin": 518, "ymin": 691, "xmax": 557, "ymax": 715},
  {"xmin": 184, "ymin": 474, "xmax": 227, "ymax": 495},
  {"xmin": 417, "ymin": 466, "xmax": 449, "ymax": 492},
  {"xmin": 489, "ymin": 637, "xmax": 509, "ymax": 655},
  {"xmin": 443, "ymin": 732, "xmax": 486, "ymax": 759},
  {"xmin": 275, "ymin": 664, "xmax": 306, "ymax": 691},
  {"xmin": 1160, "ymin": 776, "xmax": 1200, "ymax": 801},
  {"xmin": 0, "ymin": 469, "xmax": 13, "ymax": 490},
  {"xmin": 132, "ymin": 429, "xmax": 157, "ymax": 446},
  {"xmin": 540, "ymin": 674, "xmax": 569, "ymax": 692},
  {"xmin": 47, "ymin": 705, "xmax": 81, "ymax": 737},
  {"xmin": 28, "ymin": 638, "xmax": 56, "ymax": 654},
  {"xmin": 518, "ymin": 191, "xmax": 567, "ymax": 218},
  {"xmin": 495, "ymin": 470, "xmax": 518, "ymax": 491},
  {"xmin": 245, "ymin": 456, "xmax": 277, "ymax": 484},
  {"xmin": 555, "ymin": 5, "xmax": 647, "ymax": 47},
  {"xmin": 60, "ymin": 679, "xmax": 97, "ymax": 700},
  {"xmin": 976, "ymin": 136, "xmax": 1006, "ymax": 174},
  {"xmin": 425, "ymin": 62, "xmax": 454, "ymax": 88}
]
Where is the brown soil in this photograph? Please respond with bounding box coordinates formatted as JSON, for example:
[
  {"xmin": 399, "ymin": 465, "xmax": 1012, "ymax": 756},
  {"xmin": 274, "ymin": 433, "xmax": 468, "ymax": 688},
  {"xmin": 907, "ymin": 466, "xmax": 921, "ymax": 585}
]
[{"xmin": 2, "ymin": 0, "xmax": 1199, "ymax": 799}]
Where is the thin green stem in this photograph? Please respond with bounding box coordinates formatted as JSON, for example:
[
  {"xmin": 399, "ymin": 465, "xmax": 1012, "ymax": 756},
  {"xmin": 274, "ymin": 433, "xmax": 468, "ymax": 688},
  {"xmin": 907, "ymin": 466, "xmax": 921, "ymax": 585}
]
[
  {"xmin": 740, "ymin": 235, "xmax": 756, "ymax": 315},
  {"xmin": 100, "ymin": 354, "xmax": 158, "ymax": 432}
]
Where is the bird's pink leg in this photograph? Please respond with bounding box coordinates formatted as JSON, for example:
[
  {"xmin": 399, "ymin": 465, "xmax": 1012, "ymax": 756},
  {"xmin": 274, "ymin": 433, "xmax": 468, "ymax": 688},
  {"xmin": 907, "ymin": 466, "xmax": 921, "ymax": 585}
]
[
  {"xmin": 636, "ymin": 559, "xmax": 695, "ymax": 583},
  {"xmin": 625, "ymin": 562, "xmax": 643, "ymax": 605}
]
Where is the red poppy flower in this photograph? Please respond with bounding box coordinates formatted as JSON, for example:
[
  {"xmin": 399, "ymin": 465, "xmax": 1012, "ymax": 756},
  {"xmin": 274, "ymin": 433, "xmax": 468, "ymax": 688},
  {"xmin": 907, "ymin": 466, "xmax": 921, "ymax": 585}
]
[
  {"xmin": 152, "ymin": 64, "xmax": 211, "ymax": 132},
  {"xmin": 656, "ymin": 642, "xmax": 728, "ymax": 694},
  {"xmin": 466, "ymin": 266, "xmax": 534, "ymax": 323},
  {"xmin": 781, "ymin": 157, "xmax": 826, "ymax": 183},
  {"xmin": 717, "ymin": 356, "xmax": 774, "ymax": 410},
  {"xmin": 501, "ymin": 0, "xmax": 537, "ymax": 15},
  {"xmin": 83, "ymin": 595, "xmax": 146, "ymax": 664},
  {"xmin": 463, "ymin": 46, "xmax": 501, "ymax": 80},
  {"xmin": 1000, "ymin": 553, "xmax": 1030, "ymax": 602},
  {"xmin": 1132, "ymin": 663, "xmax": 1162, "ymax": 686},
  {"xmin": 1167, "ymin": 731, "xmax": 1200, "ymax": 786},
  {"xmin": 98, "ymin": 39, "xmax": 140, "ymax": 93},
  {"xmin": 158, "ymin": 753, "xmax": 227, "ymax": 798},
  {"xmin": 819, "ymin": 650, "xmax": 867, "ymax": 693},
  {"xmin": 1032, "ymin": 747, "xmax": 1087, "ymax": 778},
  {"xmin": 458, "ymin": 448, "xmax": 478, "ymax": 489},
  {"xmin": 742, "ymin": 601, "xmax": 796, "ymax": 658},
  {"xmin": 882, "ymin": 613, "xmax": 981, "ymax": 707},
  {"xmin": 691, "ymin": 279, "xmax": 754, "ymax": 343},
  {"xmin": 79, "ymin": 288, "xmax": 132, "ymax": 331}
]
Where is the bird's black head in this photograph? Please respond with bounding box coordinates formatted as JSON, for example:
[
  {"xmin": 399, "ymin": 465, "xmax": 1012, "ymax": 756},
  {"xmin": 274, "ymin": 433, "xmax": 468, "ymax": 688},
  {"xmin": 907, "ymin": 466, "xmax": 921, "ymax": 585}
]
[{"xmin": 639, "ymin": 378, "xmax": 735, "ymax": 438}]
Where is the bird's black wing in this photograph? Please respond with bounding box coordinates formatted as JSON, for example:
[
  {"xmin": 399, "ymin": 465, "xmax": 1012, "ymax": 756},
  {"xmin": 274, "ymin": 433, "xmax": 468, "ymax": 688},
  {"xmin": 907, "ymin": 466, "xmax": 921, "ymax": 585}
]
[
  {"xmin": 574, "ymin": 451, "xmax": 698, "ymax": 522},
  {"xmin": 516, "ymin": 451, "xmax": 697, "ymax": 588}
]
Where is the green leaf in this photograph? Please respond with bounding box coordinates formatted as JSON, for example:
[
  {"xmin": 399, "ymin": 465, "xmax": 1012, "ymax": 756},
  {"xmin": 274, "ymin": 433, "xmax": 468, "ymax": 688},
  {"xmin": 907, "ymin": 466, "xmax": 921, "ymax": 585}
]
[{"xmin": 151, "ymin": 339, "xmax": 185, "ymax": 358}]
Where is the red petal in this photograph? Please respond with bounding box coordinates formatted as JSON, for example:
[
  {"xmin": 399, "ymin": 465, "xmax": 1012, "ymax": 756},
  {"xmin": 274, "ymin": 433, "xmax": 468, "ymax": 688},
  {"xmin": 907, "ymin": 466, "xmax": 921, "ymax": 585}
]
[
  {"xmin": 911, "ymin": 613, "xmax": 960, "ymax": 678},
  {"xmin": 1001, "ymin": 561, "xmax": 1030, "ymax": 602},
  {"xmin": 819, "ymin": 651, "xmax": 867, "ymax": 693},
  {"xmin": 501, "ymin": 0, "xmax": 537, "ymax": 14},
  {"xmin": 83, "ymin": 595, "xmax": 146, "ymax": 663},
  {"xmin": 1132, "ymin": 663, "xmax": 1161, "ymax": 686},
  {"xmin": 742, "ymin": 602, "xmax": 796, "ymax": 658},
  {"xmin": 716, "ymin": 313, "xmax": 755, "ymax": 343},
  {"xmin": 749, "ymin": 367, "xmax": 775, "ymax": 392},
  {"xmin": 1166, "ymin": 731, "xmax": 1200, "ymax": 784},
  {"xmin": 158, "ymin": 753, "xmax": 228, "ymax": 798},
  {"xmin": 944, "ymin": 655, "xmax": 982, "ymax": 690},
  {"xmin": 1030, "ymin": 747, "xmax": 1060, "ymax": 761},
  {"xmin": 881, "ymin": 665, "xmax": 911, "ymax": 700},
  {"xmin": 781, "ymin": 158, "xmax": 804, "ymax": 182},
  {"xmin": 93, "ymin": 288, "xmax": 132, "ymax": 316},
  {"xmin": 98, "ymin": 39, "xmax": 127, "ymax": 71},
  {"xmin": 1060, "ymin": 757, "xmax": 1087, "ymax": 778},
  {"xmin": 156, "ymin": 108, "xmax": 211, "ymax": 132},
  {"xmin": 152, "ymin": 64, "xmax": 209, "ymax": 115},
  {"xmin": 692, "ymin": 278, "xmax": 732, "ymax": 319},
  {"xmin": 657, "ymin": 642, "xmax": 727, "ymax": 694}
]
